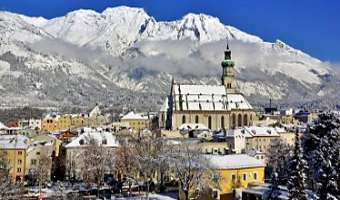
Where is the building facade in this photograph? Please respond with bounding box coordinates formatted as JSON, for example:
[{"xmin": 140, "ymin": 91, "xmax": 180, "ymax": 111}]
[
  {"xmin": 25, "ymin": 135, "xmax": 62, "ymax": 182},
  {"xmin": 207, "ymin": 154, "xmax": 265, "ymax": 200},
  {"xmin": 121, "ymin": 111, "xmax": 157, "ymax": 130},
  {"xmin": 161, "ymin": 46, "xmax": 255, "ymax": 131},
  {"xmin": 0, "ymin": 135, "xmax": 28, "ymax": 182},
  {"xmin": 65, "ymin": 129, "xmax": 119, "ymax": 180}
]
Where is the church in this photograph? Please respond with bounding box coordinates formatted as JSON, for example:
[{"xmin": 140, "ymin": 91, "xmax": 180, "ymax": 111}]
[{"xmin": 160, "ymin": 45, "xmax": 255, "ymax": 131}]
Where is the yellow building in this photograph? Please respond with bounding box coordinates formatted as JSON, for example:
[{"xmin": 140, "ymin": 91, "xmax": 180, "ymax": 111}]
[
  {"xmin": 121, "ymin": 111, "xmax": 152, "ymax": 130},
  {"xmin": 160, "ymin": 46, "xmax": 255, "ymax": 131},
  {"xmin": 57, "ymin": 115, "xmax": 72, "ymax": 131},
  {"xmin": 41, "ymin": 110, "xmax": 107, "ymax": 132},
  {"xmin": 70, "ymin": 114, "xmax": 86, "ymax": 128},
  {"xmin": 41, "ymin": 114, "xmax": 59, "ymax": 132},
  {"xmin": 0, "ymin": 135, "xmax": 29, "ymax": 182},
  {"xmin": 207, "ymin": 154, "xmax": 265, "ymax": 200}
]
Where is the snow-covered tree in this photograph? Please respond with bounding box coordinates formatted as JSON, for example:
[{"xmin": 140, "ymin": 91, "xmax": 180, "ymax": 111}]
[
  {"xmin": 287, "ymin": 132, "xmax": 307, "ymax": 200},
  {"xmin": 80, "ymin": 136, "xmax": 115, "ymax": 190},
  {"xmin": 167, "ymin": 142, "xmax": 216, "ymax": 200},
  {"xmin": 132, "ymin": 135, "xmax": 165, "ymax": 199},
  {"xmin": 303, "ymin": 112, "xmax": 340, "ymax": 199},
  {"xmin": 267, "ymin": 138, "xmax": 292, "ymax": 184},
  {"xmin": 114, "ymin": 139, "xmax": 137, "ymax": 195},
  {"xmin": 0, "ymin": 154, "xmax": 25, "ymax": 199},
  {"xmin": 263, "ymin": 172, "xmax": 282, "ymax": 200}
]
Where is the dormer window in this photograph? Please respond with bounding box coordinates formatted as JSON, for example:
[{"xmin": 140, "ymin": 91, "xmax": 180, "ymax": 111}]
[
  {"xmin": 102, "ymin": 139, "xmax": 107, "ymax": 145},
  {"xmin": 79, "ymin": 139, "xmax": 84, "ymax": 145}
]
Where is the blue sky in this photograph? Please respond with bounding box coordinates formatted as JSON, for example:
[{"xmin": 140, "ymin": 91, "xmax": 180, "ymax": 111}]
[{"xmin": 1, "ymin": 0, "xmax": 339, "ymax": 62}]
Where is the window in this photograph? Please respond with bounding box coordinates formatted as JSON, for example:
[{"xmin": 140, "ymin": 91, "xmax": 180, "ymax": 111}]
[
  {"xmin": 18, "ymin": 151, "xmax": 22, "ymax": 155},
  {"xmin": 243, "ymin": 114, "xmax": 248, "ymax": 126},
  {"xmin": 243, "ymin": 174, "xmax": 247, "ymax": 181},
  {"xmin": 195, "ymin": 115, "xmax": 199, "ymax": 123},
  {"xmin": 232, "ymin": 113, "xmax": 236, "ymax": 128},
  {"xmin": 102, "ymin": 139, "xmax": 107, "ymax": 145},
  {"xmin": 231, "ymin": 174, "xmax": 236, "ymax": 182},
  {"xmin": 238, "ymin": 114, "xmax": 242, "ymax": 127},
  {"xmin": 182, "ymin": 115, "xmax": 186, "ymax": 124},
  {"xmin": 31, "ymin": 159, "xmax": 37, "ymax": 165},
  {"xmin": 17, "ymin": 168, "xmax": 21, "ymax": 173},
  {"xmin": 36, "ymin": 152, "xmax": 40, "ymax": 156},
  {"xmin": 221, "ymin": 116, "xmax": 225, "ymax": 128},
  {"xmin": 18, "ymin": 159, "xmax": 22, "ymax": 165},
  {"xmin": 254, "ymin": 173, "xmax": 257, "ymax": 180},
  {"xmin": 208, "ymin": 116, "xmax": 212, "ymax": 129}
]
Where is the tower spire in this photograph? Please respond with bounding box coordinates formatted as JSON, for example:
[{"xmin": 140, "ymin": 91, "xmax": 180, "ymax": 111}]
[
  {"xmin": 224, "ymin": 39, "xmax": 231, "ymax": 60},
  {"xmin": 221, "ymin": 39, "xmax": 235, "ymax": 93}
]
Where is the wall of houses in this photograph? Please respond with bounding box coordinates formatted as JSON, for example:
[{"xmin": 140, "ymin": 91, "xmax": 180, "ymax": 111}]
[
  {"xmin": 245, "ymin": 136, "xmax": 279, "ymax": 154},
  {"xmin": 42, "ymin": 114, "xmax": 108, "ymax": 132}
]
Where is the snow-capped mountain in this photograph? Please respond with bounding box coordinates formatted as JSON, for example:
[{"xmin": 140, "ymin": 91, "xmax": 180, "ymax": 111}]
[{"xmin": 0, "ymin": 6, "xmax": 339, "ymax": 109}]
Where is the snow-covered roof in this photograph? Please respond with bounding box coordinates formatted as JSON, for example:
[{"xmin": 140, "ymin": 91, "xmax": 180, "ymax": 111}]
[
  {"xmin": 89, "ymin": 105, "xmax": 101, "ymax": 117},
  {"xmin": 0, "ymin": 135, "xmax": 29, "ymax": 149},
  {"xmin": 179, "ymin": 123, "xmax": 208, "ymax": 131},
  {"xmin": 0, "ymin": 122, "xmax": 8, "ymax": 129},
  {"xmin": 227, "ymin": 126, "xmax": 280, "ymax": 138},
  {"xmin": 121, "ymin": 111, "xmax": 149, "ymax": 120},
  {"xmin": 207, "ymin": 154, "xmax": 265, "ymax": 169},
  {"xmin": 160, "ymin": 97, "xmax": 169, "ymax": 112},
  {"xmin": 172, "ymin": 84, "xmax": 253, "ymax": 111},
  {"xmin": 29, "ymin": 134, "xmax": 58, "ymax": 147},
  {"xmin": 43, "ymin": 114, "xmax": 61, "ymax": 120},
  {"xmin": 65, "ymin": 131, "xmax": 119, "ymax": 148}
]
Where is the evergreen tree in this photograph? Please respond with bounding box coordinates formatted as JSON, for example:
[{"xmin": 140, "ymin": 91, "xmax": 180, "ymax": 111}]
[
  {"xmin": 267, "ymin": 138, "xmax": 292, "ymax": 185},
  {"xmin": 263, "ymin": 172, "xmax": 281, "ymax": 200},
  {"xmin": 287, "ymin": 132, "xmax": 307, "ymax": 200},
  {"xmin": 304, "ymin": 112, "xmax": 340, "ymax": 199}
]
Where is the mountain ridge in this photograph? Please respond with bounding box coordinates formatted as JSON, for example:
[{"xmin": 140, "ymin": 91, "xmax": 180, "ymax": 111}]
[{"xmin": 0, "ymin": 6, "xmax": 339, "ymax": 109}]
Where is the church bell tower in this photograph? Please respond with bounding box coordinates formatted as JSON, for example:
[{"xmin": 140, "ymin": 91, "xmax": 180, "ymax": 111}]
[{"xmin": 221, "ymin": 44, "xmax": 236, "ymax": 93}]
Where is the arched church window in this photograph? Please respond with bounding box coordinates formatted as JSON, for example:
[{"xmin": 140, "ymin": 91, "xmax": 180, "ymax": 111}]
[
  {"xmin": 244, "ymin": 114, "xmax": 248, "ymax": 126},
  {"xmin": 238, "ymin": 114, "xmax": 242, "ymax": 127},
  {"xmin": 232, "ymin": 113, "xmax": 236, "ymax": 129},
  {"xmin": 195, "ymin": 115, "xmax": 199, "ymax": 123},
  {"xmin": 221, "ymin": 116, "xmax": 225, "ymax": 128},
  {"xmin": 208, "ymin": 116, "xmax": 212, "ymax": 129},
  {"xmin": 182, "ymin": 115, "xmax": 186, "ymax": 124}
]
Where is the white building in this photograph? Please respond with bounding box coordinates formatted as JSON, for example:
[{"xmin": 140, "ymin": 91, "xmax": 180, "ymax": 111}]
[
  {"xmin": 226, "ymin": 126, "xmax": 281, "ymax": 155},
  {"xmin": 65, "ymin": 128, "xmax": 119, "ymax": 180}
]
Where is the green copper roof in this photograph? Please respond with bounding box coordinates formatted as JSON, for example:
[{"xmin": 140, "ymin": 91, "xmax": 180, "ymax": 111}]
[{"xmin": 221, "ymin": 60, "xmax": 235, "ymax": 67}]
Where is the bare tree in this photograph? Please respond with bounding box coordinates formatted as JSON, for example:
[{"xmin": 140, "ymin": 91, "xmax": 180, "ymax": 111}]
[
  {"xmin": 0, "ymin": 155, "xmax": 12, "ymax": 199},
  {"xmin": 0, "ymin": 154, "xmax": 25, "ymax": 199},
  {"xmin": 167, "ymin": 142, "xmax": 217, "ymax": 200},
  {"xmin": 37, "ymin": 153, "xmax": 52, "ymax": 195},
  {"xmin": 115, "ymin": 139, "xmax": 137, "ymax": 195},
  {"xmin": 80, "ymin": 136, "xmax": 115, "ymax": 192},
  {"xmin": 132, "ymin": 136, "xmax": 159, "ymax": 199}
]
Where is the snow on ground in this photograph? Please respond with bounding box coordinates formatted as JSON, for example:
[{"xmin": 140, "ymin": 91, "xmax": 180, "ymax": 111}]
[{"xmin": 114, "ymin": 193, "xmax": 176, "ymax": 200}]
